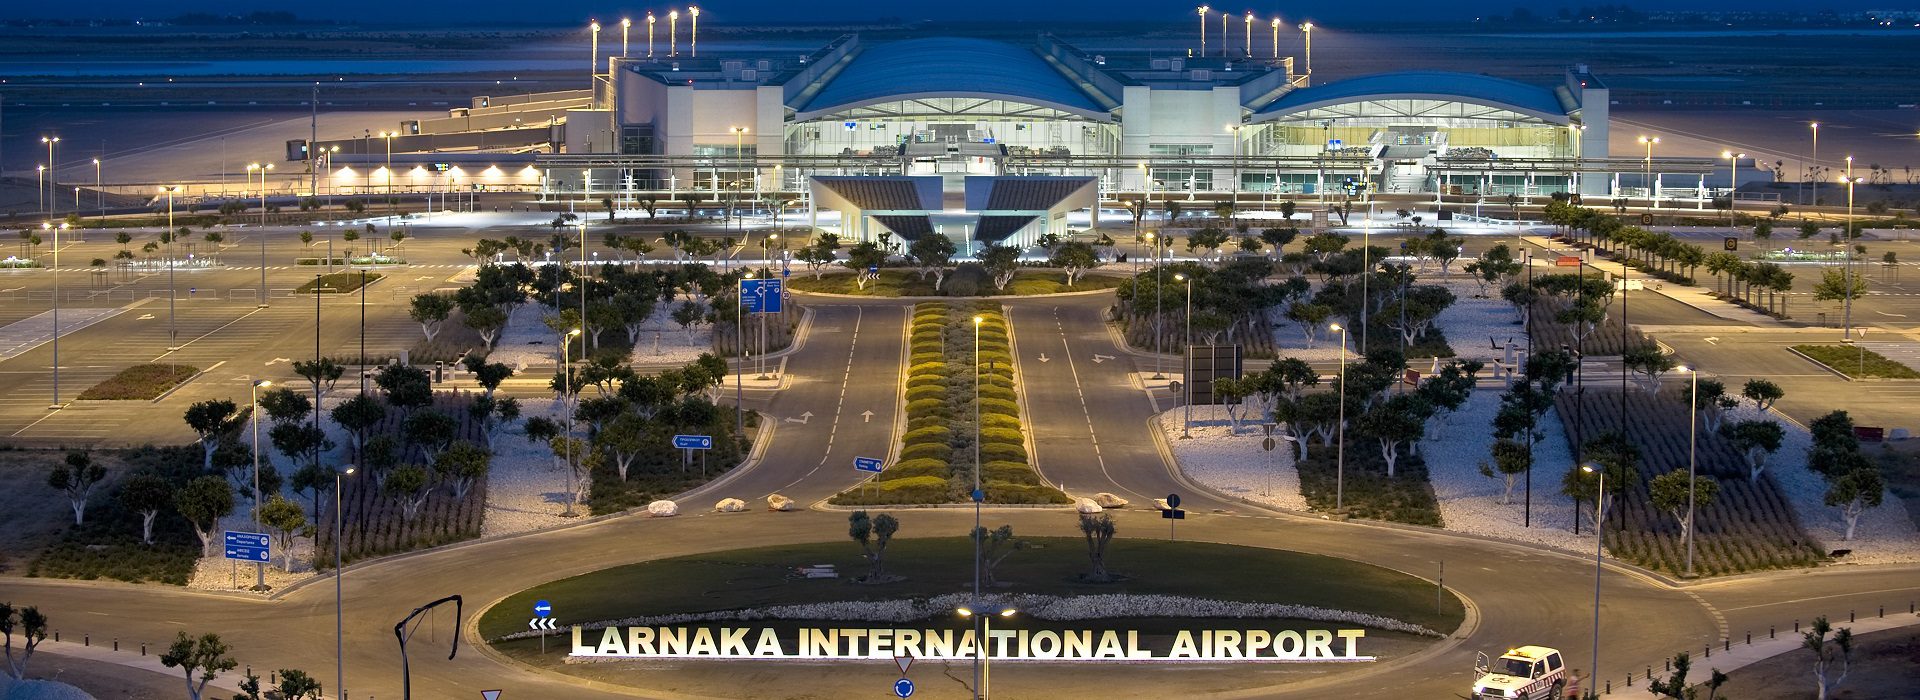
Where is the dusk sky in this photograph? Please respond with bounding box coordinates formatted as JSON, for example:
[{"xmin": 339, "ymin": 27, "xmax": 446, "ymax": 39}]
[{"xmin": 6, "ymin": 0, "xmax": 1917, "ymax": 23}]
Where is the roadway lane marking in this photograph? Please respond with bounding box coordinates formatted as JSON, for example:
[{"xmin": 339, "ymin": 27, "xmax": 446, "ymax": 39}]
[
  {"xmin": 0, "ymin": 308, "xmax": 128, "ymax": 362},
  {"xmin": 772, "ymin": 305, "xmax": 864, "ymax": 495},
  {"xmin": 149, "ymin": 306, "xmax": 273, "ymax": 361},
  {"xmin": 1714, "ymin": 586, "xmax": 1920, "ymax": 614},
  {"xmin": 1031, "ymin": 306, "xmax": 1150, "ymax": 504}
]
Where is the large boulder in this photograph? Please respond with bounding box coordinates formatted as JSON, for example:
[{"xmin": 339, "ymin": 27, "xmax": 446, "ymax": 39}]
[
  {"xmin": 767, "ymin": 494, "xmax": 795, "ymax": 511},
  {"xmin": 1074, "ymin": 497, "xmax": 1103, "ymax": 514},
  {"xmin": 714, "ymin": 498, "xmax": 747, "ymax": 513},
  {"xmin": 1094, "ymin": 492, "xmax": 1129, "ymax": 508},
  {"xmin": 646, "ymin": 500, "xmax": 680, "ymax": 517}
]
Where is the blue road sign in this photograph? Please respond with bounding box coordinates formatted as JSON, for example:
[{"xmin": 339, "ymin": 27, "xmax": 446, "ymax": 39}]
[
  {"xmin": 853, "ymin": 457, "xmax": 884, "ymax": 473},
  {"xmin": 224, "ymin": 531, "xmax": 269, "ymax": 548},
  {"xmin": 893, "ymin": 678, "xmax": 915, "ymax": 698},
  {"xmin": 867, "ymin": 265, "xmax": 879, "ymax": 273},
  {"xmin": 781, "ymin": 268, "xmax": 791, "ymax": 278},
  {"xmin": 673, "ymin": 434, "xmax": 714, "ymax": 450},
  {"xmin": 740, "ymin": 278, "xmax": 783, "ymax": 314},
  {"xmin": 534, "ymin": 600, "xmax": 552, "ymax": 618}
]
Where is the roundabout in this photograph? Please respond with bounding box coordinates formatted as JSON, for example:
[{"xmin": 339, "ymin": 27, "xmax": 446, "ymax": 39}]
[{"xmin": 476, "ymin": 535, "xmax": 1465, "ymax": 699}]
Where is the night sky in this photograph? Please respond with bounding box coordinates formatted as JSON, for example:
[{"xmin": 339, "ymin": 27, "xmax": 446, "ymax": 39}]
[{"xmin": 2, "ymin": 0, "xmax": 1912, "ymax": 24}]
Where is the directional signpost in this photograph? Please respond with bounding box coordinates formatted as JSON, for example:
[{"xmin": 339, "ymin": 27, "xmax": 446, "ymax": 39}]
[
  {"xmin": 530, "ymin": 600, "xmax": 557, "ymax": 653},
  {"xmin": 893, "ymin": 678, "xmax": 915, "ymax": 698},
  {"xmin": 223, "ymin": 531, "xmax": 270, "ymax": 590},
  {"xmin": 853, "ymin": 456, "xmax": 883, "ymax": 473},
  {"xmin": 674, "ymin": 434, "xmax": 714, "ymax": 476},
  {"xmin": 1161, "ymin": 493, "xmax": 1185, "ymax": 541},
  {"xmin": 740, "ymin": 278, "xmax": 783, "ymax": 314}
]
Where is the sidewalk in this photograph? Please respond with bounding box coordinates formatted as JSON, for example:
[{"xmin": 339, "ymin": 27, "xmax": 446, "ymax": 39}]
[
  {"xmin": 35, "ymin": 638, "xmax": 249, "ymax": 697},
  {"xmin": 1522, "ymin": 236, "xmax": 1784, "ymax": 328},
  {"xmin": 1638, "ymin": 611, "xmax": 1920, "ymax": 689}
]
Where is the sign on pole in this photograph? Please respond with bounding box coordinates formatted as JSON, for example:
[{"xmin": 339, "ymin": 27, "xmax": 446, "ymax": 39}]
[
  {"xmin": 740, "ymin": 278, "xmax": 783, "ymax": 314},
  {"xmin": 222, "ymin": 531, "xmax": 270, "ymax": 563},
  {"xmin": 534, "ymin": 600, "xmax": 552, "ymax": 618},
  {"xmin": 672, "ymin": 435, "xmax": 714, "ymax": 450},
  {"xmin": 853, "ymin": 457, "xmax": 884, "ymax": 473},
  {"xmin": 893, "ymin": 678, "xmax": 915, "ymax": 699}
]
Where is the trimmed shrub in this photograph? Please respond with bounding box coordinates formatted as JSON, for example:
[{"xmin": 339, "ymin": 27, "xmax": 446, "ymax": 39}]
[
  {"xmin": 980, "ymin": 427, "xmax": 1025, "ymax": 446},
  {"xmin": 906, "ymin": 398, "xmax": 950, "ymax": 417},
  {"xmin": 910, "ymin": 351, "xmax": 946, "ymax": 366},
  {"xmin": 908, "ymin": 361, "xmax": 949, "ymax": 377},
  {"xmin": 984, "ymin": 461, "xmax": 1041, "ymax": 485},
  {"xmin": 903, "ymin": 426, "xmax": 953, "ymax": 445},
  {"xmin": 880, "ymin": 458, "xmax": 949, "ymax": 480},
  {"xmin": 977, "ymin": 384, "xmax": 1017, "ymax": 402},
  {"xmin": 906, "ymin": 373, "xmax": 946, "ymax": 388},
  {"xmin": 986, "ymin": 483, "xmax": 1072, "ymax": 504},
  {"xmin": 978, "ymin": 398, "xmax": 1020, "ymax": 416},
  {"xmin": 981, "ymin": 414, "xmax": 1021, "ymax": 431},
  {"xmin": 981, "ymin": 442, "xmax": 1027, "ymax": 463},
  {"xmin": 908, "ymin": 416, "xmax": 947, "ymax": 433},
  {"xmin": 900, "ymin": 442, "xmax": 953, "ymax": 462},
  {"xmin": 906, "ymin": 384, "xmax": 948, "ymax": 402}
]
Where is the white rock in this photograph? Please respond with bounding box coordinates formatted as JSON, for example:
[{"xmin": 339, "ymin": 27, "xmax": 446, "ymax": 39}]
[
  {"xmin": 1074, "ymin": 498, "xmax": 1103, "ymax": 514},
  {"xmin": 714, "ymin": 498, "xmax": 747, "ymax": 513},
  {"xmin": 1094, "ymin": 492, "xmax": 1129, "ymax": 508},
  {"xmin": 767, "ymin": 494, "xmax": 794, "ymax": 511},
  {"xmin": 647, "ymin": 500, "xmax": 680, "ymax": 517}
]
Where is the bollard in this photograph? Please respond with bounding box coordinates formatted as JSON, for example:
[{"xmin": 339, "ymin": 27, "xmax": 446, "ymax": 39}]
[
  {"xmin": 1770, "ymin": 626, "xmax": 1775, "ymax": 639},
  {"xmin": 1704, "ymin": 644, "xmax": 1711, "ymax": 658},
  {"xmin": 1646, "ymin": 666, "xmax": 1652, "ymax": 680},
  {"xmin": 1606, "ymin": 680, "xmax": 1612, "ymax": 694},
  {"xmin": 1850, "ymin": 610, "xmax": 1855, "ymax": 623},
  {"xmin": 1665, "ymin": 658, "xmax": 1671, "ymax": 672},
  {"xmin": 1746, "ymin": 632, "xmax": 1751, "ymax": 645},
  {"xmin": 53, "ymin": 630, "xmax": 59, "ymax": 643},
  {"xmin": 1879, "ymin": 606, "xmax": 1884, "ymax": 618},
  {"xmin": 1724, "ymin": 638, "xmax": 1730, "ymax": 651},
  {"xmin": 84, "ymin": 634, "xmax": 89, "ymax": 647},
  {"xmin": 113, "ymin": 638, "xmax": 118, "ymax": 652},
  {"xmin": 141, "ymin": 642, "xmax": 146, "ymax": 656},
  {"xmin": 1795, "ymin": 619, "xmax": 1800, "ymax": 633},
  {"xmin": 1626, "ymin": 672, "xmax": 1633, "ymax": 687}
]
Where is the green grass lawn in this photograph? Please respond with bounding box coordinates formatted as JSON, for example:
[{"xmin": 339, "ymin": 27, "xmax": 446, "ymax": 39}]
[
  {"xmin": 1792, "ymin": 345, "xmax": 1920, "ymax": 379},
  {"xmin": 476, "ymin": 537, "xmax": 1464, "ymax": 641},
  {"xmin": 788, "ymin": 270, "xmax": 1124, "ymax": 297},
  {"xmin": 295, "ymin": 271, "xmax": 383, "ymax": 294},
  {"xmin": 76, "ymin": 364, "xmax": 199, "ymax": 400}
]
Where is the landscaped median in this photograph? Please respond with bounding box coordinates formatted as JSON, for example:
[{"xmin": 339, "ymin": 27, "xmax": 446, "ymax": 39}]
[
  {"xmin": 1790, "ymin": 344, "xmax": 1920, "ymax": 379},
  {"xmin": 830, "ymin": 301, "xmax": 1067, "ymax": 506},
  {"xmin": 477, "ymin": 536, "xmax": 1461, "ymax": 696},
  {"xmin": 295, "ymin": 271, "xmax": 382, "ymax": 294},
  {"xmin": 76, "ymin": 364, "xmax": 200, "ymax": 400}
]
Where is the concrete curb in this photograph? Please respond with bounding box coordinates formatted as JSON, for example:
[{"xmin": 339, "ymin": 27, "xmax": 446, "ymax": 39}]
[{"xmin": 791, "ymin": 286, "xmax": 1120, "ymax": 302}]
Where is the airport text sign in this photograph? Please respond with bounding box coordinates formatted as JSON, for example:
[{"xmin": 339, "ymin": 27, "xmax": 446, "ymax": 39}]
[{"xmin": 570, "ymin": 625, "xmax": 1372, "ymax": 662}]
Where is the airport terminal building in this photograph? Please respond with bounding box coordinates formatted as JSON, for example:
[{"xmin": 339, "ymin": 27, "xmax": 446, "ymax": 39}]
[{"xmin": 317, "ymin": 32, "xmax": 1712, "ymax": 244}]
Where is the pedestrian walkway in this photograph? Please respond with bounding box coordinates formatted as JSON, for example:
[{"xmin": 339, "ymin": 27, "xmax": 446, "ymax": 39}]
[
  {"xmin": 1522, "ymin": 236, "xmax": 1784, "ymax": 328},
  {"xmin": 34, "ymin": 638, "xmax": 247, "ymax": 697},
  {"xmin": 1647, "ymin": 611, "xmax": 1920, "ymax": 690}
]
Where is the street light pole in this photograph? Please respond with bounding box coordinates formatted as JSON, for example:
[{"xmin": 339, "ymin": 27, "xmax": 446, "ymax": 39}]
[
  {"xmin": 334, "ymin": 465, "xmax": 354, "ymax": 700},
  {"xmin": 42, "ymin": 136, "xmax": 60, "ymax": 215},
  {"xmin": 1683, "ymin": 367, "xmax": 1698, "ymax": 577},
  {"xmin": 47, "ymin": 223, "xmax": 66, "ymax": 409},
  {"xmin": 1583, "ymin": 462, "xmax": 1607, "ymax": 694},
  {"xmin": 250, "ymin": 378, "xmax": 271, "ymax": 590},
  {"xmin": 621, "ymin": 17, "xmax": 631, "ymax": 57},
  {"xmin": 92, "ymin": 158, "xmax": 101, "ymax": 215},
  {"xmin": 1721, "ymin": 151, "xmax": 1743, "ymax": 230},
  {"xmin": 1639, "ymin": 136, "xmax": 1659, "ymax": 213},
  {"xmin": 1151, "ymin": 232, "xmax": 1165, "ymax": 379},
  {"xmin": 1197, "ymin": 6, "xmax": 1209, "ymax": 58},
  {"xmin": 1843, "ymin": 162, "xmax": 1860, "ymax": 340},
  {"xmin": 1300, "ymin": 23, "xmax": 1313, "ymax": 78},
  {"xmin": 1332, "ymin": 323, "xmax": 1347, "ymax": 512},
  {"xmin": 736, "ymin": 273, "xmax": 749, "ymax": 435},
  {"xmin": 646, "ymin": 13, "xmax": 657, "ymax": 58},
  {"xmin": 970, "ymin": 314, "xmax": 984, "ymax": 700},
  {"xmin": 163, "ymin": 186, "xmax": 180, "ymax": 350},
  {"xmin": 1808, "ymin": 122, "xmax": 1819, "ymax": 206},
  {"xmin": 1175, "ymin": 273, "xmax": 1193, "ymax": 438}
]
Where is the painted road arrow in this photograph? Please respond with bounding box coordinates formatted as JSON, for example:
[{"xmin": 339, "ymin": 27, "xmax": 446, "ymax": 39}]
[
  {"xmin": 862, "ymin": 410, "xmax": 874, "ymax": 423},
  {"xmin": 785, "ymin": 411, "xmax": 813, "ymax": 424},
  {"xmin": 1037, "ymin": 353, "xmax": 1050, "ymax": 363},
  {"xmin": 1091, "ymin": 353, "xmax": 1115, "ymax": 363}
]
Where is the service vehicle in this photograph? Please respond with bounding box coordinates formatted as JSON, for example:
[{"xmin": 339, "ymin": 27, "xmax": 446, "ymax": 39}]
[{"xmin": 1471, "ymin": 646, "xmax": 1567, "ymax": 699}]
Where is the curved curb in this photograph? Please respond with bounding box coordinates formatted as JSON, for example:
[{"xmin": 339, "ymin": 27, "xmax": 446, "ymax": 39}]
[
  {"xmin": 791, "ymin": 286, "xmax": 1120, "ymax": 302},
  {"xmin": 270, "ymin": 409, "xmax": 781, "ymax": 601}
]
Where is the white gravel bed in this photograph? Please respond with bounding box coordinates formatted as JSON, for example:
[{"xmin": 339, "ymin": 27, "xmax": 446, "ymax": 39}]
[
  {"xmin": 1424, "ymin": 388, "xmax": 1593, "ymax": 553},
  {"xmin": 482, "ymin": 398, "xmax": 580, "ymax": 537},
  {"xmin": 1726, "ymin": 405, "xmax": 1920, "ymax": 566},
  {"xmin": 1154, "ymin": 405, "xmax": 1307, "ymax": 512},
  {"xmin": 488, "ymin": 303, "xmax": 568, "ymax": 371},
  {"xmin": 626, "ymin": 297, "xmax": 716, "ymax": 366}
]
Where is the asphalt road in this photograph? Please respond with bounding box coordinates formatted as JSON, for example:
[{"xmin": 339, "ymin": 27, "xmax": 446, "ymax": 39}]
[{"xmin": 1, "ymin": 216, "xmax": 1918, "ymax": 700}]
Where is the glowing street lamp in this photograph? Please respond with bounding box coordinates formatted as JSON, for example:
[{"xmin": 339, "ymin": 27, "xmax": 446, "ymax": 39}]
[
  {"xmin": 621, "ymin": 17, "xmax": 631, "ymax": 57},
  {"xmin": 44, "ymin": 222, "xmax": 69, "ymax": 410},
  {"xmin": 1270, "ymin": 18, "xmax": 1280, "ymax": 59},
  {"xmin": 1197, "ymin": 6, "xmax": 1209, "ymax": 58},
  {"xmin": 1300, "ymin": 22, "xmax": 1314, "ymax": 77},
  {"xmin": 1679, "ymin": 366, "xmax": 1699, "ymax": 577},
  {"xmin": 589, "ymin": 20, "xmax": 601, "ymax": 77},
  {"xmin": 1842, "ymin": 165, "xmax": 1865, "ymax": 340},
  {"xmin": 1638, "ymin": 135, "xmax": 1660, "ymax": 212},
  {"xmin": 1244, "ymin": 11, "xmax": 1253, "ymax": 58},
  {"xmin": 647, "ymin": 13, "xmax": 657, "ymax": 57},
  {"xmin": 669, "ymin": 10, "xmax": 680, "ymax": 57},
  {"xmin": 1582, "ymin": 462, "xmax": 1608, "ymax": 694},
  {"xmin": 957, "ymin": 605, "xmax": 1017, "ymax": 700},
  {"xmin": 690, "ymin": 6, "xmax": 700, "ymax": 58},
  {"xmin": 1807, "ymin": 122, "xmax": 1820, "ymax": 206},
  {"xmin": 41, "ymin": 136, "xmax": 60, "ymax": 214},
  {"xmin": 1221, "ymin": 11, "xmax": 1229, "ymax": 57},
  {"xmin": 1174, "ymin": 272, "xmax": 1193, "ymax": 438},
  {"xmin": 1720, "ymin": 151, "xmax": 1744, "ymax": 229}
]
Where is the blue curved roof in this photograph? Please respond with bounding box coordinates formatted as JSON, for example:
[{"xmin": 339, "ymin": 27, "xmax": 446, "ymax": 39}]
[
  {"xmin": 1254, "ymin": 72, "xmax": 1570, "ymax": 122},
  {"xmin": 795, "ymin": 38, "xmax": 1108, "ymax": 120}
]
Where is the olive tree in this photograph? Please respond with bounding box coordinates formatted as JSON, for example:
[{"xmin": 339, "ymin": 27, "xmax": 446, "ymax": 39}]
[
  {"xmin": 1648, "ymin": 469, "xmax": 1720, "ymax": 546},
  {"xmin": 847, "ymin": 510, "xmax": 900, "ymax": 583},
  {"xmin": 47, "ymin": 451, "xmax": 107, "ymax": 524},
  {"xmin": 159, "ymin": 631, "xmax": 237, "ymax": 700}
]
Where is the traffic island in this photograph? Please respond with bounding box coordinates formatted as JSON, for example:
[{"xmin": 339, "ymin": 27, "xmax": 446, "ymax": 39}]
[{"xmin": 479, "ymin": 537, "xmax": 1462, "ymax": 699}]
